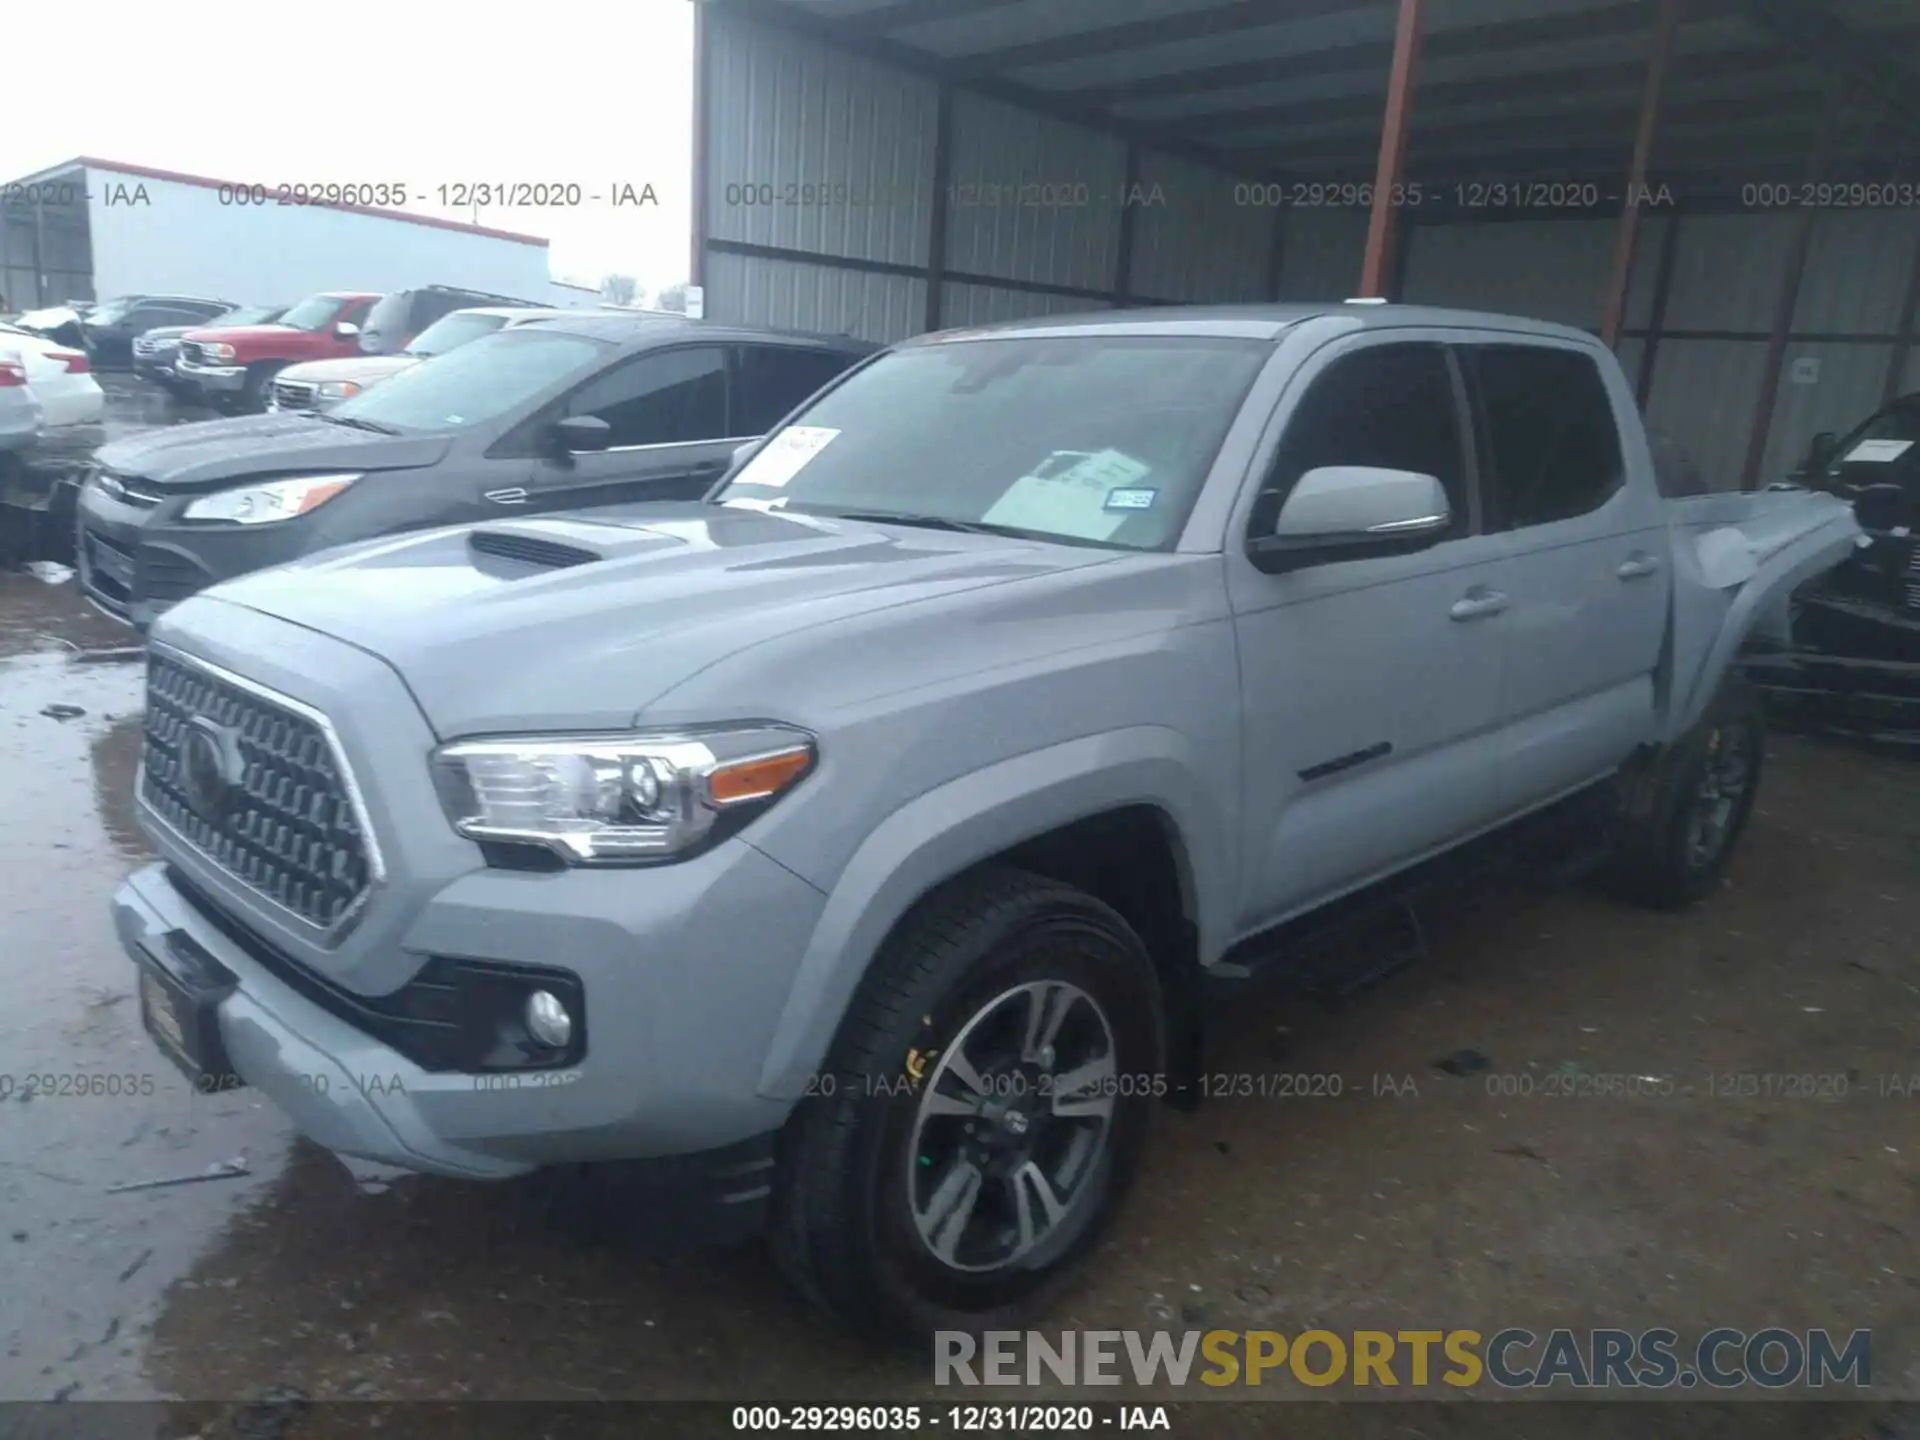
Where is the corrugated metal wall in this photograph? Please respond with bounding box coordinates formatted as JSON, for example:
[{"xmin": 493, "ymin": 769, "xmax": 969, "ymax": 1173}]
[
  {"xmin": 0, "ymin": 184, "xmax": 93, "ymax": 308},
  {"xmin": 700, "ymin": 4, "xmax": 1920, "ymax": 489}
]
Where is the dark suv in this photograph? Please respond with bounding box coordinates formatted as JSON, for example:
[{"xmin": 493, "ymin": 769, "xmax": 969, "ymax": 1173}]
[
  {"xmin": 82, "ymin": 295, "xmax": 235, "ymax": 368},
  {"xmin": 357, "ymin": 285, "xmax": 546, "ymax": 356},
  {"xmin": 76, "ymin": 315, "xmax": 874, "ymax": 629}
]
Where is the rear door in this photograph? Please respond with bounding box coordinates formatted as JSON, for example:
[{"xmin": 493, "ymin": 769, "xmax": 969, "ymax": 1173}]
[
  {"xmin": 509, "ymin": 343, "xmax": 741, "ymax": 513},
  {"xmin": 1461, "ymin": 341, "xmax": 1667, "ymax": 810}
]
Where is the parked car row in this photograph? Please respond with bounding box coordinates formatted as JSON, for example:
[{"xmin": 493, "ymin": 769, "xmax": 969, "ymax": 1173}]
[{"xmin": 0, "ymin": 319, "xmax": 105, "ymax": 461}]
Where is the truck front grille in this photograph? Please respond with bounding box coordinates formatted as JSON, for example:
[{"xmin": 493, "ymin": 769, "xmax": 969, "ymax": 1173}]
[
  {"xmin": 141, "ymin": 650, "xmax": 376, "ymax": 931},
  {"xmin": 1905, "ymin": 539, "xmax": 1919, "ymax": 612},
  {"xmin": 272, "ymin": 379, "xmax": 317, "ymax": 411},
  {"xmin": 179, "ymin": 341, "xmax": 205, "ymax": 365}
]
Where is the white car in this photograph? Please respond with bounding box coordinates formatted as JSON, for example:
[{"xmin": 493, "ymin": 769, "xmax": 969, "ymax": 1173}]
[
  {"xmin": 268, "ymin": 306, "xmax": 593, "ymax": 413},
  {"xmin": 0, "ymin": 323, "xmax": 107, "ymax": 429}
]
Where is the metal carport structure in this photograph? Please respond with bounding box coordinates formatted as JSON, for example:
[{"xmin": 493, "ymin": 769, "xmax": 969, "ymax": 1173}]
[{"xmin": 689, "ymin": 0, "xmax": 1920, "ymax": 491}]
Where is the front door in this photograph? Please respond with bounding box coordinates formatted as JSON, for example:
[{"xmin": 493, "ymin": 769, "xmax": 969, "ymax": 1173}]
[
  {"xmin": 510, "ymin": 344, "xmax": 744, "ymax": 515},
  {"xmin": 1461, "ymin": 342, "xmax": 1668, "ymax": 810},
  {"xmin": 1227, "ymin": 338, "xmax": 1514, "ymax": 927}
]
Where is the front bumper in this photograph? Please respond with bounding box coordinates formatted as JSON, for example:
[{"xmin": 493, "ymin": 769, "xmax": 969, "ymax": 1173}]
[
  {"xmin": 176, "ymin": 359, "xmax": 247, "ymax": 393},
  {"xmin": 113, "ymin": 831, "xmax": 820, "ymax": 1189},
  {"xmin": 75, "ymin": 480, "xmax": 315, "ymax": 630}
]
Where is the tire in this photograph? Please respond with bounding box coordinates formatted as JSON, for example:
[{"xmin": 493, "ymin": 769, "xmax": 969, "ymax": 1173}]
[
  {"xmin": 240, "ymin": 363, "xmax": 283, "ymax": 414},
  {"xmin": 770, "ymin": 865, "xmax": 1164, "ymax": 1343},
  {"xmin": 1600, "ymin": 675, "xmax": 1765, "ymax": 910}
]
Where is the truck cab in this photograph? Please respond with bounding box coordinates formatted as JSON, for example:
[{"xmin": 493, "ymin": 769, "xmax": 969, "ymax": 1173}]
[{"xmin": 176, "ymin": 292, "xmax": 380, "ymax": 412}]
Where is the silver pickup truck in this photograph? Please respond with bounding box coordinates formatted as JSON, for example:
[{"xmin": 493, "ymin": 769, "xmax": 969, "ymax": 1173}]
[{"xmin": 112, "ymin": 303, "xmax": 1859, "ymax": 1342}]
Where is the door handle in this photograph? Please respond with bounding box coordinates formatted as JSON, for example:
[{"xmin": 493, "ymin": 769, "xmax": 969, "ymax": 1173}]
[
  {"xmin": 1616, "ymin": 552, "xmax": 1661, "ymax": 580},
  {"xmin": 1449, "ymin": 587, "xmax": 1510, "ymax": 622},
  {"xmin": 484, "ymin": 487, "xmax": 529, "ymax": 506}
]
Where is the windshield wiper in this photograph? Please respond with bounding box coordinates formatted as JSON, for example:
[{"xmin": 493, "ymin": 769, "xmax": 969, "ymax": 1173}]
[
  {"xmin": 317, "ymin": 413, "xmax": 399, "ymax": 435},
  {"xmin": 812, "ymin": 507, "xmax": 1032, "ymax": 538}
]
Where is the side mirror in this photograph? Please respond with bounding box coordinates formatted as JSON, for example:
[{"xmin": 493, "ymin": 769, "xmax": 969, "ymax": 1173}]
[
  {"xmin": 1803, "ymin": 430, "xmax": 1838, "ymax": 471},
  {"xmin": 334, "ymin": 321, "xmax": 360, "ymax": 339},
  {"xmin": 1851, "ymin": 481, "xmax": 1910, "ymax": 533},
  {"xmin": 1249, "ymin": 466, "xmax": 1451, "ymax": 574},
  {"xmin": 552, "ymin": 414, "xmax": 612, "ymax": 454}
]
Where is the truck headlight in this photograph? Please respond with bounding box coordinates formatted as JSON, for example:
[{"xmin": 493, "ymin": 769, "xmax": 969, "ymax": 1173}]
[
  {"xmin": 180, "ymin": 473, "xmax": 362, "ymax": 524},
  {"xmin": 206, "ymin": 342, "xmax": 237, "ymax": 361},
  {"xmin": 316, "ymin": 380, "xmax": 361, "ymax": 400},
  {"xmin": 431, "ymin": 724, "xmax": 816, "ymax": 865}
]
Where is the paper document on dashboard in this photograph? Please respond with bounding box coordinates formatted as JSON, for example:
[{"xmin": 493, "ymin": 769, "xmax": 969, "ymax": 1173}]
[{"xmin": 984, "ymin": 449, "xmax": 1153, "ymax": 541}]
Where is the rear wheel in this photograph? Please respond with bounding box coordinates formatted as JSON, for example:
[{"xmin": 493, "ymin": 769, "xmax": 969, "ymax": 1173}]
[
  {"xmin": 1601, "ymin": 676, "xmax": 1765, "ymax": 909},
  {"xmin": 770, "ymin": 866, "xmax": 1163, "ymax": 1342}
]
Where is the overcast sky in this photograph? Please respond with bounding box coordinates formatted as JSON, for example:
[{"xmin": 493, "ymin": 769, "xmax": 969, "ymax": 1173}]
[{"xmin": 0, "ymin": 0, "xmax": 695, "ymax": 299}]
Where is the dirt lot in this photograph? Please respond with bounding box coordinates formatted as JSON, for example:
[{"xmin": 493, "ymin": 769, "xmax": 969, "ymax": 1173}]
[{"xmin": 0, "ymin": 383, "xmax": 1916, "ymax": 1439}]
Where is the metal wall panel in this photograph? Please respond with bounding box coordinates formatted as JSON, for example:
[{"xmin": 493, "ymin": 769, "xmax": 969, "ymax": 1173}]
[
  {"xmin": 1790, "ymin": 210, "xmax": 1920, "ymax": 335},
  {"xmin": 943, "ymin": 90, "xmax": 1128, "ymax": 290},
  {"xmin": 1275, "ymin": 208, "xmax": 1369, "ymax": 301},
  {"xmin": 706, "ymin": 8, "xmax": 939, "ymax": 269},
  {"xmin": 1643, "ymin": 340, "xmax": 1770, "ymax": 490},
  {"xmin": 1903, "ymin": 347, "xmax": 1920, "ymax": 397},
  {"xmin": 1661, "ymin": 213, "xmax": 1798, "ymax": 332},
  {"xmin": 1400, "ymin": 217, "xmax": 1616, "ymax": 329},
  {"xmin": 940, "ymin": 281, "xmax": 1113, "ymax": 328},
  {"xmin": 1759, "ymin": 342, "xmax": 1899, "ymax": 480},
  {"xmin": 707, "ymin": 249, "xmax": 926, "ymax": 344},
  {"xmin": 1126, "ymin": 152, "xmax": 1273, "ymax": 303}
]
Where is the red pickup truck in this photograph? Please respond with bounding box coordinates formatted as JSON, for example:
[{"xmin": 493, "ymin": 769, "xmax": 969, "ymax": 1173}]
[{"xmin": 175, "ymin": 291, "xmax": 379, "ymax": 412}]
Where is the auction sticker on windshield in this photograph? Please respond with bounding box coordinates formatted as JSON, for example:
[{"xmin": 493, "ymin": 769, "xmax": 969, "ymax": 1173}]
[
  {"xmin": 1842, "ymin": 439, "xmax": 1913, "ymax": 463},
  {"xmin": 734, "ymin": 426, "xmax": 841, "ymax": 488},
  {"xmin": 985, "ymin": 449, "xmax": 1153, "ymax": 541}
]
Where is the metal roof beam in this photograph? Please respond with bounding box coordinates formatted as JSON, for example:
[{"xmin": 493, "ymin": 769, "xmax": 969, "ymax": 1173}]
[
  {"xmin": 1736, "ymin": 0, "xmax": 1920, "ymax": 145},
  {"xmin": 942, "ymin": 0, "xmax": 1373, "ymax": 78},
  {"xmin": 1060, "ymin": 0, "xmax": 1747, "ymax": 109}
]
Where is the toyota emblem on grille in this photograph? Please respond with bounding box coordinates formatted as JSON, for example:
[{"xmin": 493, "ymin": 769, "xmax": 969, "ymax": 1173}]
[{"xmin": 181, "ymin": 716, "xmax": 246, "ymax": 823}]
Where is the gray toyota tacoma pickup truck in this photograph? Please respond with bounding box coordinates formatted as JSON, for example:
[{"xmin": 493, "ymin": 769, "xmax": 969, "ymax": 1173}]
[{"xmin": 113, "ymin": 303, "xmax": 1860, "ymax": 1341}]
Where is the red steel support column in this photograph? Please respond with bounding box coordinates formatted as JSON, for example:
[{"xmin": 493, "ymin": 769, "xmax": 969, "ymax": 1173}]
[
  {"xmin": 1601, "ymin": 0, "xmax": 1683, "ymax": 348},
  {"xmin": 1357, "ymin": 0, "xmax": 1425, "ymax": 297}
]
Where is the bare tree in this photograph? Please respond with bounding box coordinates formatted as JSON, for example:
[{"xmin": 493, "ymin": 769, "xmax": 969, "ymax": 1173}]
[
  {"xmin": 601, "ymin": 273, "xmax": 639, "ymax": 306},
  {"xmin": 655, "ymin": 281, "xmax": 689, "ymax": 314}
]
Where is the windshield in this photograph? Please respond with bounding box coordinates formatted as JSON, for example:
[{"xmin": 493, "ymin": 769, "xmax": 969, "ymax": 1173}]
[
  {"xmin": 213, "ymin": 304, "xmax": 284, "ymax": 327},
  {"xmin": 714, "ymin": 335, "xmax": 1269, "ymax": 550},
  {"xmin": 85, "ymin": 298, "xmax": 135, "ymax": 324},
  {"xmin": 1827, "ymin": 401, "xmax": 1920, "ymax": 466},
  {"xmin": 328, "ymin": 327, "xmax": 607, "ymax": 432},
  {"xmin": 406, "ymin": 311, "xmax": 510, "ymax": 357},
  {"xmin": 277, "ymin": 295, "xmax": 348, "ymax": 332}
]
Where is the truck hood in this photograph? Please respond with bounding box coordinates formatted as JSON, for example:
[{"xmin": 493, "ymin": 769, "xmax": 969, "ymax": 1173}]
[
  {"xmin": 95, "ymin": 413, "xmax": 452, "ymax": 489},
  {"xmin": 276, "ymin": 354, "xmax": 421, "ymax": 385},
  {"xmin": 195, "ymin": 502, "xmax": 1120, "ymax": 736},
  {"xmin": 180, "ymin": 323, "xmax": 296, "ymax": 346}
]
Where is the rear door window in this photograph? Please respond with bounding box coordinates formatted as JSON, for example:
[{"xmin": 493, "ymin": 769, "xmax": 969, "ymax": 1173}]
[{"xmin": 1467, "ymin": 345, "xmax": 1625, "ymax": 529}]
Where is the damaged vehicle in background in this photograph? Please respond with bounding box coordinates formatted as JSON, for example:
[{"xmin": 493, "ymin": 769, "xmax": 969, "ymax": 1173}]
[
  {"xmin": 75, "ymin": 313, "xmax": 874, "ymax": 628},
  {"xmin": 134, "ymin": 304, "xmax": 289, "ymax": 395},
  {"xmin": 0, "ymin": 324, "xmax": 106, "ymax": 436},
  {"xmin": 175, "ymin": 292, "xmax": 382, "ymax": 413},
  {"xmin": 268, "ymin": 306, "xmax": 584, "ymax": 415},
  {"xmin": 1743, "ymin": 392, "xmax": 1920, "ymax": 745},
  {"xmin": 80, "ymin": 295, "xmax": 236, "ymax": 369},
  {"xmin": 108, "ymin": 303, "xmax": 1860, "ymax": 1342}
]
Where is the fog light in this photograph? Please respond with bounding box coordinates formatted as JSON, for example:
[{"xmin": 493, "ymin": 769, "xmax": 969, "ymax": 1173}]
[{"xmin": 525, "ymin": 990, "xmax": 573, "ymax": 1049}]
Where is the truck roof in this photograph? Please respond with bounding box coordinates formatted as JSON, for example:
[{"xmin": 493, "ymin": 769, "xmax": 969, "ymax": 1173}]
[
  {"xmin": 515, "ymin": 312, "xmax": 880, "ymax": 352},
  {"xmin": 901, "ymin": 302, "xmax": 1603, "ymax": 348}
]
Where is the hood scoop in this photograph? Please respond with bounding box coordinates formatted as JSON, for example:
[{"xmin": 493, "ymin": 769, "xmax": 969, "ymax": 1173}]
[{"xmin": 468, "ymin": 529, "xmax": 602, "ymax": 571}]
